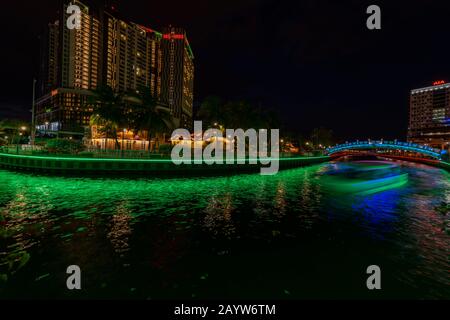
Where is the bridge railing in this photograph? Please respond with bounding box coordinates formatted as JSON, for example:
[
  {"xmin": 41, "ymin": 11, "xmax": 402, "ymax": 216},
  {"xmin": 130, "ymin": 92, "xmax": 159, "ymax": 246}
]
[{"xmin": 326, "ymin": 140, "xmax": 444, "ymax": 159}]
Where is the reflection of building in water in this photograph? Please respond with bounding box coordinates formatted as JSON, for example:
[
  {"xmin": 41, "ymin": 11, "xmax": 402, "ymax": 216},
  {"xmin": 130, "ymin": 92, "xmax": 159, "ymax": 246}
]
[
  {"xmin": 251, "ymin": 180, "xmax": 272, "ymax": 217},
  {"xmin": 203, "ymin": 194, "xmax": 236, "ymax": 238},
  {"xmin": 274, "ymin": 182, "xmax": 287, "ymax": 217},
  {"xmin": 0, "ymin": 191, "xmax": 53, "ymax": 280},
  {"xmin": 296, "ymin": 171, "xmax": 322, "ymax": 228},
  {"xmin": 107, "ymin": 203, "xmax": 132, "ymax": 256}
]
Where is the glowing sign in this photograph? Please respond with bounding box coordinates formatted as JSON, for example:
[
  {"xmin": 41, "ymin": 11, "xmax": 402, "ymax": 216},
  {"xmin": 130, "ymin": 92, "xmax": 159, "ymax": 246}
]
[
  {"xmin": 51, "ymin": 89, "xmax": 58, "ymax": 96},
  {"xmin": 433, "ymin": 80, "xmax": 445, "ymax": 86},
  {"xmin": 163, "ymin": 34, "xmax": 184, "ymax": 40}
]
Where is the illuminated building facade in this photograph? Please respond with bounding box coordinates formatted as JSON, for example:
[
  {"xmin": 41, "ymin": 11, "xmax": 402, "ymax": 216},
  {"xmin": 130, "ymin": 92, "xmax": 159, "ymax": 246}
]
[
  {"xmin": 408, "ymin": 81, "xmax": 450, "ymax": 150},
  {"xmin": 35, "ymin": 88, "xmax": 93, "ymax": 134},
  {"xmin": 38, "ymin": 21, "xmax": 60, "ymax": 96},
  {"xmin": 60, "ymin": 1, "xmax": 100, "ymax": 90},
  {"xmin": 36, "ymin": 1, "xmax": 194, "ymax": 137},
  {"xmin": 104, "ymin": 14, "xmax": 162, "ymax": 96},
  {"xmin": 160, "ymin": 27, "xmax": 195, "ymax": 129},
  {"xmin": 36, "ymin": 0, "xmax": 101, "ymax": 136}
]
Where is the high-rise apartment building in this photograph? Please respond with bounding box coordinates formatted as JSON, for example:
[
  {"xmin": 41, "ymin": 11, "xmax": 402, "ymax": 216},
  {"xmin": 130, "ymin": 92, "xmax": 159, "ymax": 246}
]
[
  {"xmin": 104, "ymin": 14, "xmax": 161, "ymax": 96},
  {"xmin": 36, "ymin": 0, "xmax": 101, "ymax": 134},
  {"xmin": 408, "ymin": 81, "xmax": 450, "ymax": 150},
  {"xmin": 38, "ymin": 21, "xmax": 60, "ymax": 96},
  {"xmin": 60, "ymin": 1, "xmax": 101, "ymax": 90},
  {"xmin": 160, "ymin": 27, "xmax": 194, "ymax": 129},
  {"xmin": 36, "ymin": 0, "xmax": 194, "ymax": 136}
]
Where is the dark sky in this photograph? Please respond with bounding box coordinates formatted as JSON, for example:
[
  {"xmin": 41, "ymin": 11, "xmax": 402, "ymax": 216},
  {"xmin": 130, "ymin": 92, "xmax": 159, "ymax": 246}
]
[{"xmin": 1, "ymin": 0, "xmax": 450, "ymax": 140}]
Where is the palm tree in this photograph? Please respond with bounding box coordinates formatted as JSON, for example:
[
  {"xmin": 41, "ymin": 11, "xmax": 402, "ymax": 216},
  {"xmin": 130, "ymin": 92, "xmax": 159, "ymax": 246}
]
[
  {"xmin": 197, "ymin": 96, "xmax": 222, "ymax": 128},
  {"xmin": 221, "ymin": 100, "xmax": 262, "ymax": 129},
  {"xmin": 88, "ymin": 85, "xmax": 125, "ymax": 149},
  {"xmin": 128, "ymin": 87, "xmax": 174, "ymax": 153},
  {"xmin": 0, "ymin": 121, "xmax": 8, "ymax": 146},
  {"xmin": 310, "ymin": 127, "xmax": 334, "ymax": 148},
  {"xmin": 0, "ymin": 119, "xmax": 29, "ymax": 145}
]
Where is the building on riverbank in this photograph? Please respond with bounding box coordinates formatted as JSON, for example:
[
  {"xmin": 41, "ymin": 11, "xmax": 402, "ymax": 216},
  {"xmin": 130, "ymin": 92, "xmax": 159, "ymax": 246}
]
[
  {"xmin": 160, "ymin": 27, "xmax": 195, "ymax": 130},
  {"xmin": 35, "ymin": 0, "xmax": 194, "ymax": 140},
  {"xmin": 408, "ymin": 80, "xmax": 450, "ymax": 152}
]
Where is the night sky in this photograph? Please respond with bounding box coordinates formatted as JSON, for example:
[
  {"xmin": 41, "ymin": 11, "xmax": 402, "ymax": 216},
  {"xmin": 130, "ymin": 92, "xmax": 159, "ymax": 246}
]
[{"xmin": 1, "ymin": 0, "xmax": 450, "ymax": 141}]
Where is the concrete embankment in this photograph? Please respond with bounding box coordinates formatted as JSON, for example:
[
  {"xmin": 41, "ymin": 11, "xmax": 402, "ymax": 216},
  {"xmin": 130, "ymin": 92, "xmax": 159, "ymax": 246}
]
[
  {"xmin": 0, "ymin": 152, "xmax": 330, "ymax": 176},
  {"xmin": 380, "ymin": 155, "xmax": 450, "ymax": 171}
]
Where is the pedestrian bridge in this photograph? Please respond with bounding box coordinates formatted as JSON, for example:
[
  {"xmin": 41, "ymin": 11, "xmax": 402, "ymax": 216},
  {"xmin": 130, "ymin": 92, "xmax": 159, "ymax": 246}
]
[{"xmin": 326, "ymin": 140, "xmax": 447, "ymax": 160}]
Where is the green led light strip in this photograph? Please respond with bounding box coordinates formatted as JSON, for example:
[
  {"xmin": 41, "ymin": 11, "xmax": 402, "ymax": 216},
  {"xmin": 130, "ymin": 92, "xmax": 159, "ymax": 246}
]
[
  {"xmin": 187, "ymin": 44, "xmax": 194, "ymax": 59},
  {"xmin": 0, "ymin": 153, "xmax": 329, "ymax": 164}
]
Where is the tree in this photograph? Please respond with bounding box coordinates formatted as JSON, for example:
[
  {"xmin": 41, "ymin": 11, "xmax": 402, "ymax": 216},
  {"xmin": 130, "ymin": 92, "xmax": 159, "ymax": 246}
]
[
  {"xmin": 45, "ymin": 138, "xmax": 85, "ymax": 154},
  {"xmin": 220, "ymin": 101, "xmax": 251, "ymax": 129},
  {"xmin": 0, "ymin": 119, "xmax": 29, "ymax": 144},
  {"xmin": 197, "ymin": 96, "xmax": 222, "ymax": 128},
  {"xmin": 128, "ymin": 87, "xmax": 174, "ymax": 152},
  {"xmin": 88, "ymin": 85, "xmax": 125, "ymax": 149},
  {"xmin": 256, "ymin": 107, "xmax": 280, "ymax": 130},
  {"xmin": 310, "ymin": 127, "xmax": 334, "ymax": 148},
  {"xmin": 222, "ymin": 100, "xmax": 280, "ymax": 130}
]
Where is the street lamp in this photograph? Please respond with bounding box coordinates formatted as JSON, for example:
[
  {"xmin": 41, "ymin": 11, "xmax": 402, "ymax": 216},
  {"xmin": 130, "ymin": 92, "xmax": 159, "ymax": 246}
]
[
  {"xmin": 16, "ymin": 132, "xmax": 23, "ymax": 154},
  {"xmin": 122, "ymin": 129, "xmax": 126, "ymax": 157},
  {"xmin": 31, "ymin": 78, "xmax": 37, "ymax": 145},
  {"xmin": 14, "ymin": 126, "xmax": 27, "ymax": 154}
]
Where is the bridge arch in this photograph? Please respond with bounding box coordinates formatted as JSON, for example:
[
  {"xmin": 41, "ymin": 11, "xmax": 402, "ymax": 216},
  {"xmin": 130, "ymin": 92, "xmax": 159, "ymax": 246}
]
[{"xmin": 326, "ymin": 140, "xmax": 446, "ymax": 160}]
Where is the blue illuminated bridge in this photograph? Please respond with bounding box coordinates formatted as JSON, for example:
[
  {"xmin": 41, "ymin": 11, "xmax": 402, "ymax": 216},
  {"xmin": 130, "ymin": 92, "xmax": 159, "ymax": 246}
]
[{"xmin": 326, "ymin": 140, "xmax": 448, "ymax": 160}]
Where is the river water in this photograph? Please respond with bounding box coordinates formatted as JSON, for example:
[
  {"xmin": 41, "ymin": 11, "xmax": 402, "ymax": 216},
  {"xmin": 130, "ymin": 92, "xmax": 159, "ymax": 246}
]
[{"xmin": 0, "ymin": 160, "xmax": 448, "ymax": 299}]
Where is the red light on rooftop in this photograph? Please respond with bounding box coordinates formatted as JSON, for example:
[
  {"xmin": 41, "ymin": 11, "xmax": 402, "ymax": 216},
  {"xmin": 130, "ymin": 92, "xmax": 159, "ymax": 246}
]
[{"xmin": 433, "ymin": 80, "xmax": 445, "ymax": 86}]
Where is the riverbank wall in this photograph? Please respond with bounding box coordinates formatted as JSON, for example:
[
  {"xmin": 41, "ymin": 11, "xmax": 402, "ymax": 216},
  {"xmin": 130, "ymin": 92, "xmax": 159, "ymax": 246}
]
[
  {"xmin": 0, "ymin": 152, "xmax": 330, "ymax": 176},
  {"xmin": 380, "ymin": 155, "xmax": 450, "ymax": 172}
]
